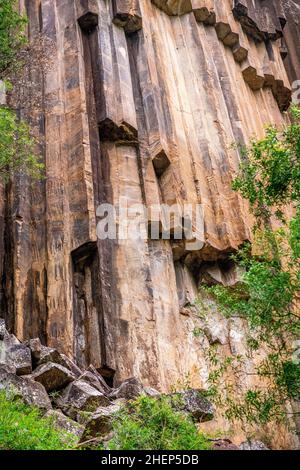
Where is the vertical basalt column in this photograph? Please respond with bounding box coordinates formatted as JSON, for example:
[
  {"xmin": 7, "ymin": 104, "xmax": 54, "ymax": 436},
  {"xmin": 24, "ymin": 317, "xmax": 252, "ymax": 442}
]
[
  {"xmin": 0, "ymin": 182, "xmax": 10, "ymax": 328},
  {"xmin": 72, "ymin": 242, "xmax": 103, "ymax": 370},
  {"xmin": 75, "ymin": 8, "xmax": 109, "ymax": 371},
  {"xmin": 21, "ymin": 0, "xmax": 48, "ymax": 343},
  {"xmin": 3, "ymin": 0, "xmax": 48, "ymax": 341},
  {"xmin": 41, "ymin": 0, "xmax": 98, "ymax": 355},
  {"xmin": 77, "ymin": 1, "xmax": 167, "ymax": 386},
  {"xmin": 280, "ymin": 0, "xmax": 300, "ymax": 84},
  {"xmin": 0, "ymin": 182, "xmax": 5, "ymax": 317}
]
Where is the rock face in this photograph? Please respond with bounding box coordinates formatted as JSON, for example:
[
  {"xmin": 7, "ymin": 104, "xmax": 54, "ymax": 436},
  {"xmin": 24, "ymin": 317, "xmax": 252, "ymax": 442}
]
[
  {"xmin": 0, "ymin": 0, "xmax": 300, "ymax": 448},
  {"xmin": 280, "ymin": 0, "xmax": 300, "ymax": 84}
]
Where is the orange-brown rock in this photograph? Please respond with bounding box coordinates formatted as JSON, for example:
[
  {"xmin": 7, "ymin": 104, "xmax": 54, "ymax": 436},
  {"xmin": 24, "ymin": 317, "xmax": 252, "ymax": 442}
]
[{"xmin": 0, "ymin": 0, "xmax": 300, "ymax": 449}]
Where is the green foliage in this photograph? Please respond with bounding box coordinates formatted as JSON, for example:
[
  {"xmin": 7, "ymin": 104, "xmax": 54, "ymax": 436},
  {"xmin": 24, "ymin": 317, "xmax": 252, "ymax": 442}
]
[
  {"xmin": 0, "ymin": 390, "xmax": 77, "ymax": 450},
  {"xmin": 232, "ymin": 107, "xmax": 300, "ymax": 213},
  {"xmin": 0, "ymin": 1, "xmax": 44, "ymax": 181},
  {"xmin": 0, "ymin": 0, "xmax": 27, "ymax": 76},
  {"xmin": 1, "ymin": 391, "xmax": 211, "ymax": 451},
  {"xmin": 203, "ymin": 346, "xmax": 289, "ymax": 427},
  {"xmin": 224, "ymin": 389, "xmax": 285, "ymax": 426},
  {"xmin": 105, "ymin": 395, "xmax": 212, "ymax": 451},
  {"xmin": 208, "ymin": 257, "xmax": 299, "ymax": 336},
  {"xmin": 203, "ymin": 107, "xmax": 300, "ymax": 429},
  {"xmin": 289, "ymin": 209, "xmax": 300, "ymax": 261},
  {"xmin": 0, "ymin": 107, "xmax": 43, "ymax": 181},
  {"xmin": 281, "ymin": 362, "xmax": 300, "ymax": 400}
]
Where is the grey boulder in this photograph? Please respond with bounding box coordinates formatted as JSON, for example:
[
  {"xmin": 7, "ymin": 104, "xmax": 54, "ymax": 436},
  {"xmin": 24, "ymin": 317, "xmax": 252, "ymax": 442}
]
[
  {"xmin": 109, "ymin": 377, "xmax": 144, "ymax": 400},
  {"xmin": 44, "ymin": 409, "xmax": 84, "ymax": 439},
  {"xmin": 87, "ymin": 365, "xmax": 112, "ymax": 393},
  {"xmin": 212, "ymin": 439, "xmax": 239, "ymax": 450},
  {"xmin": 36, "ymin": 346, "xmax": 68, "ymax": 368},
  {"xmin": 29, "ymin": 338, "xmax": 42, "ymax": 361},
  {"xmin": 239, "ymin": 440, "xmax": 269, "ymax": 450},
  {"xmin": 80, "ymin": 403, "xmax": 122, "ymax": 442},
  {"xmin": 166, "ymin": 389, "xmax": 214, "ymax": 422},
  {"xmin": 6, "ymin": 344, "xmax": 32, "ymax": 376},
  {"xmin": 78, "ymin": 371, "xmax": 110, "ymax": 395},
  {"xmin": 0, "ymin": 365, "xmax": 52, "ymax": 411},
  {"xmin": 56, "ymin": 380, "xmax": 111, "ymax": 419},
  {"xmin": 32, "ymin": 362, "xmax": 75, "ymax": 392},
  {"xmin": 60, "ymin": 353, "xmax": 82, "ymax": 378},
  {"xmin": 0, "ymin": 318, "xmax": 7, "ymax": 340},
  {"xmin": 144, "ymin": 386, "xmax": 160, "ymax": 397}
]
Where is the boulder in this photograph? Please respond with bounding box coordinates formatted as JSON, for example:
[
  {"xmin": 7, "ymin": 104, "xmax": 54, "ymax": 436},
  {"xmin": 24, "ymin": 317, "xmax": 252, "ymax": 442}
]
[
  {"xmin": 144, "ymin": 386, "xmax": 160, "ymax": 397},
  {"xmin": 2, "ymin": 332, "xmax": 20, "ymax": 348},
  {"xmin": 6, "ymin": 344, "xmax": 32, "ymax": 376},
  {"xmin": 202, "ymin": 311, "xmax": 228, "ymax": 346},
  {"xmin": 87, "ymin": 365, "xmax": 112, "ymax": 393},
  {"xmin": 60, "ymin": 354, "xmax": 82, "ymax": 378},
  {"xmin": 0, "ymin": 363, "xmax": 16, "ymax": 375},
  {"xmin": 36, "ymin": 347, "xmax": 82, "ymax": 377},
  {"xmin": 80, "ymin": 403, "xmax": 122, "ymax": 442},
  {"xmin": 0, "ymin": 321, "xmax": 18, "ymax": 346},
  {"xmin": 0, "ymin": 333, "xmax": 20, "ymax": 368},
  {"xmin": 212, "ymin": 439, "xmax": 239, "ymax": 450},
  {"xmin": 56, "ymin": 380, "xmax": 111, "ymax": 419},
  {"xmin": 0, "ymin": 318, "xmax": 7, "ymax": 340},
  {"xmin": 29, "ymin": 338, "xmax": 42, "ymax": 361},
  {"xmin": 199, "ymin": 261, "xmax": 245, "ymax": 287},
  {"xmin": 36, "ymin": 346, "xmax": 67, "ymax": 368},
  {"xmin": 109, "ymin": 377, "xmax": 144, "ymax": 400},
  {"xmin": 78, "ymin": 371, "xmax": 110, "ymax": 395},
  {"xmin": 44, "ymin": 409, "xmax": 84, "ymax": 439},
  {"xmin": 239, "ymin": 440, "xmax": 269, "ymax": 450},
  {"xmin": 166, "ymin": 389, "xmax": 214, "ymax": 422},
  {"xmin": 0, "ymin": 340, "xmax": 6, "ymax": 365},
  {"xmin": 32, "ymin": 362, "xmax": 75, "ymax": 392},
  {"xmin": 0, "ymin": 365, "xmax": 52, "ymax": 411}
]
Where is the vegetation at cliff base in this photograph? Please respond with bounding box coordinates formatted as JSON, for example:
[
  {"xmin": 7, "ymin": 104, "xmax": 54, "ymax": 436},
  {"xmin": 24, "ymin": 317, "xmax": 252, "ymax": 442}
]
[
  {"xmin": 0, "ymin": 390, "xmax": 77, "ymax": 450},
  {"xmin": 105, "ymin": 395, "xmax": 212, "ymax": 451},
  {"xmin": 0, "ymin": 391, "xmax": 212, "ymax": 451}
]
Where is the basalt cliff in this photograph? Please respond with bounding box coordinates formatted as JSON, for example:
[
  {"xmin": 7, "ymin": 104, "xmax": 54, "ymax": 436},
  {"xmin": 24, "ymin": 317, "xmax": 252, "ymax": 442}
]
[{"xmin": 1, "ymin": 0, "xmax": 300, "ymax": 448}]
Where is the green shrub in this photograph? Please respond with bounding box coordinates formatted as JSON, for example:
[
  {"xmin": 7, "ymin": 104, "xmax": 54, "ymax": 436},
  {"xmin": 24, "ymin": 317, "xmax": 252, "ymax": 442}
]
[
  {"xmin": 282, "ymin": 361, "xmax": 300, "ymax": 400},
  {"xmin": 203, "ymin": 106, "xmax": 300, "ymax": 428},
  {"xmin": 0, "ymin": 1, "xmax": 44, "ymax": 181},
  {"xmin": 0, "ymin": 107, "xmax": 44, "ymax": 181},
  {"xmin": 0, "ymin": 390, "xmax": 77, "ymax": 450},
  {"xmin": 105, "ymin": 395, "xmax": 212, "ymax": 451},
  {"xmin": 0, "ymin": 0, "xmax": 27, "ymax": 76}
]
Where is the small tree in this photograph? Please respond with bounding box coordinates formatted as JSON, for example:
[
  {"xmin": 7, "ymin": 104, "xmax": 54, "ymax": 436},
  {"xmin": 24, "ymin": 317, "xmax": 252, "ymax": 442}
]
[
  {"xmin": 0, "ymin": 0, "xmax": 27, "ymax": 75},
  {"xmin": 0, "ymin": 106, "xmax": 43, "ymax": 181},
  {"xmin": 0, "ymin": 0, "xmax": 43, "ymax": 181},
  {"xmin": 203, "ymin": 107, "xmax": 300, "ymax": 429}
]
